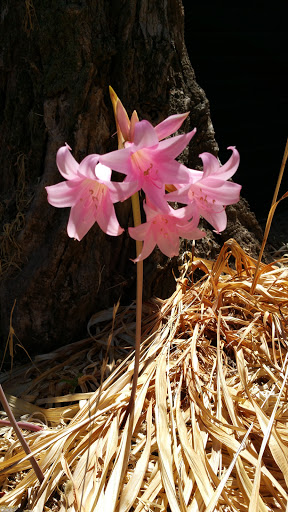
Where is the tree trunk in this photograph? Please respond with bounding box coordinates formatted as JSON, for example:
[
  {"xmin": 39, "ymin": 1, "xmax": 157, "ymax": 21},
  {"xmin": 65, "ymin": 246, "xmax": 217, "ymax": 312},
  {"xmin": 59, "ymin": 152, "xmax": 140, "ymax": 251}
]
[{"xmin": 0, "ymin": 0, "xmax": 261, "ymax": 354}]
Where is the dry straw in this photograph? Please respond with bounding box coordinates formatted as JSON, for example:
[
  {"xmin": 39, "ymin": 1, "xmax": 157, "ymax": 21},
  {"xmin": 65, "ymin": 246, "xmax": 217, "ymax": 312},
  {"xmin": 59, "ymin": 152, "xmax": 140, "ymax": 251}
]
[{"xmin": 0, "ymin": 237, "xmax": 287, "ymax": 511}]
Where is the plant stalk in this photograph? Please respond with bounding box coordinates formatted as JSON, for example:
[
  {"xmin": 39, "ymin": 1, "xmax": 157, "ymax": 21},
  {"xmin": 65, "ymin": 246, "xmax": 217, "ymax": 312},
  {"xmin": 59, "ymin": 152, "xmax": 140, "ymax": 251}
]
[
  {"xmin": 109, "ymin": 87, "xmax": 143, "ymax": 426},
  {"xmin": 0, "ymin": 384, "xmax": 44, "ymax": 483},
  {"xmin": 122, "ymin": 192, "xmax": 143, "ymax": 426},
  {"xmin": 251, "ymin": 138, "xmax": 288, "ymax": 294}
]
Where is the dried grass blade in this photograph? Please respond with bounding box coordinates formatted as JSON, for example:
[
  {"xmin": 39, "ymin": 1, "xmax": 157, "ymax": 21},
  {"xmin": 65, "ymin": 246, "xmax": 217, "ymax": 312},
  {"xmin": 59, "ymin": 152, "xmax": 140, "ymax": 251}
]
[
  {"xmin": 133, "ymin": 470, "xmax": 163, "ymax": 512},
  {"xmin": 249, "ymin": 355, "xmax": 288, "ymax": 511},
  {"xmin": 87, "ymin": 414, "xmax": 119, "ymax": 510},
  {"xmin": 217, "ymin": 311, "xmax": 238, "ymax": 427},
  {"xmin": 175, "ymin": 400, "xmax": 214, "ymax": 506},
  {"xmin": 118, "ymin": 401, "xmax": 153, "ymax": 512},
  {"xmin": 204, "ymin": 423, "xmax": 254, "ymax": 512},
  {"xmin": 168, "ymin": 374, "xmax": 188, "ymax": 512},
  {"xmin": 200, "ymin": 414, "xmax": 288, "ymax": 500},
  {"xmin": 155, "ymin": 348, "xmax": 181, "ymax": 512},
  {"xmin": 99, "ymin": 411, "xmax": 134, "ymax": 512},
  {"xmin": 60, "ymin": 453, "xmax": 83, "ymax": 512}
]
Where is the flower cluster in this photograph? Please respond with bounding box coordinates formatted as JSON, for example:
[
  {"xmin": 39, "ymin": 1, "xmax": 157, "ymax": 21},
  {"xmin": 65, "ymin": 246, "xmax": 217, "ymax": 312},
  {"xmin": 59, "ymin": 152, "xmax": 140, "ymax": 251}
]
[{"xmin": 46, "ymin": 90, "xmax": 241, "ymax": 261}]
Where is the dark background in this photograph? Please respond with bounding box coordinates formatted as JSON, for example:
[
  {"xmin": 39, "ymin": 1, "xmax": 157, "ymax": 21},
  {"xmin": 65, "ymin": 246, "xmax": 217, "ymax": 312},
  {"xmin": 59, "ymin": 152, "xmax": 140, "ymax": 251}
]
[{"xmin": 182, "ymin": 4, "xmax": 288, "ymax": 221}]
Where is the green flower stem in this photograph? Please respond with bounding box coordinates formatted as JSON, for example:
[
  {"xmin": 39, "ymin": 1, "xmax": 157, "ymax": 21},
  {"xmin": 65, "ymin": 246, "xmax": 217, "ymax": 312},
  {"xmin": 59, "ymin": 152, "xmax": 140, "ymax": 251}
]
[
  {"xmin": 122, "ymin": 192, "xmax": 143, "ymax": 426},
  {"xmin": 0, "ymin": 384, "xmax": 44, "ymax": 483}
]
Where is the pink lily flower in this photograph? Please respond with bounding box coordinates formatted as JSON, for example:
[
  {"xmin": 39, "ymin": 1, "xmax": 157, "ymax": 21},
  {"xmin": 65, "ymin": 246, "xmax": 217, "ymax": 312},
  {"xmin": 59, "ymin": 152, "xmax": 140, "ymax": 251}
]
[
  {"xmin": 46, "ymin": 145, "xmax": 124, "ymax": 241},
  {"xmin": 99, "ymin": 120, "xmax": 196, "ymax": 213},
  {"xmin": 167, "ymin": 147, "xmax": 241, "ymax": 233},
  {"xmin": 128, "ymin": 201, "xmax": 206, "ymax": 262}
]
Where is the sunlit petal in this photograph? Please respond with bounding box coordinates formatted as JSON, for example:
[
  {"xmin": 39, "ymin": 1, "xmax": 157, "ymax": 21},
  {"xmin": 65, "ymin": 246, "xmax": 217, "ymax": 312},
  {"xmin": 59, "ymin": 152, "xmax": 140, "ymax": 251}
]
[
  {"xmin": 177, "ymin": 222, "xmax": 206, "ymax": 240},
  {"xmin": 216, "ymin": 146, "xmax": 240, "ymax": 180},
  {"xmin": 158, "ymin": 160, "xmax": 192, "ymax": 185},
  {"xmin": 116, "ymin": 100, "xmax": 130, "ymax": 141},
  {"xmin": 156, "ymin": 128, "xmax": 196, "ymax": 159},
  {"xmin": 131, "ymin": 234, "xmax": 156, "ymax": 262},
  {"xmin": 78, "ymin": 154, "xmax": 100, "ymax": 180},
  {"xmin": 199, "ymin": 152, "xmax": 220, "ymax": 178},
  {"xmin": 95, "ymin": 163, "xmax": 112, "ymax": 182},
  {"xmin": 133, "ymin": 120, "xmax": 159, "ymax": 149},
  {"xmin": 166, "ymin": 184, "xmax": 191, "ymax": 204},
  {"xmin": 56, "ymin": 144, "xmax": 79, "ymax": 179},
  {"xmin": 129, "ymin": 110, "xmax": 139, "ymax": 141},
  {"xmin": 157, "ymin": 229, "xmax": 179, "ymax": 258},
  {"xmin": 202, "ymin": 207, "xmax": 227, "ymax": 233},
  {"xmin": 107, "ymin": 180, "xmax": 139, "ymax": 203},
  {"xmin": 129, "ymin": 222, "xmax": 151, "ymax": 241},
  {"xmin": 96, "ymin": 195, "xmax": 124, "ymax": 236},
  {"xmin": 155, "ymin": 112, "xmax": 189, "ymax": 140},
  {"xmin": 46, "ymin": 181, "xmax": 80, "ymax": 208},
  {"xmin": 197, "ymin": 178, "xmax": 242, "ymax": 205},
  {"xmin": 142, "ymin": 182, "xmax": 169, "ymax": 213},
  {"xmin": 99, "ymin": 147, "xmax": 132, "ymax": 175},
  {"xmin": 200, "ymin": 146, "xmax": 240, "ymax": 180},
  {"xmin": 67, "ymin": 200, "xmax": 96, "ymax": 241}
]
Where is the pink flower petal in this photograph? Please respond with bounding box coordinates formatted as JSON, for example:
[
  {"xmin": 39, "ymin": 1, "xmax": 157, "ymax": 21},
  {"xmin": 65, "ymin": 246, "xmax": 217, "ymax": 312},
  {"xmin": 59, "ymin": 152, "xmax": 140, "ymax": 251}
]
[
  {"xmin": 67, "ymin": 199, "xmax": 97, "ymax": 241},
  {"xmin": 131, "ymin": 233, "xmax": 156, "ymax": 262},
  {"xmin": 107, "ymin": 180, "xmax": 139, "ymax": 203},
  {"xmin": 157, "ymin": 229, "xmax": 179, "ymax": 258},
  {"xmin": 156, "ymin": 128, "xmax": 196, "ymax": 160},
  {"xmin": 142, "ymin": 181, "xmax": 169, "ymax": 213},
  {"xmin": 95, "ymin": 163, "xmax": 112, "ymax": 182},
  {"xmin": 178, "ymin": 201, "xmax": 201, "ymax": 227},
  {"xmin": 46, "ymin": 181, "xmax": 80, "ymax": 208},
  {"xmin": 199, "ymin": 152, "xmax": 220, "ymax": 178},
  {"xmin": 129, "ymin": 222, "xmax": 150, "ymax": 241},
  {"xmin": 116, "ymin": 100, "xmax": 130, "ymax": 141},
  {"xmin": 217, "ymin": 146, "xmax": 240, "ymax": 180},
  {"xmin": 197, "ymin": 178, "xmax": 241, "ymax": 205},
  {"xmin": 157, "ymin": 160, "xmax": 192, "ymax": 185},
  {"xmin": 130, "ymin": 111, "xmax": 138, "ymax": 141},
  {"xmin": 133, "ymin": 120, "xmax": 159, "ymax": 149},
  {"xmin": 169, "ymin": 204, "xmax": 195, "ymax": 222},
  {"xmin": 203, "ymin": 207, "xmax": 227, "ymax": 233},
  {"xmin": 177, "ymin": 222, "xmax": 206, "ymax": 240},
  {"xmin": 142, "ymin": 199, "xmax": 160, "ymax": 220},
  {"xmin": 96, "ymin": 195, "xmax": 124, "ymax": 236},
  {"xmin": 78, "ymin": 154, "xmax": 100, "ymax": 180},
  {"xmin": 56, "ymin": 144, "xmax": 79, "ymax": 179},
  {"xmin": 154, "ymin": 112, "xmax": 189, "ymax": 140},
  {"xmin": 99, "ymin": 147, "xmax": 132, "ymax": 175},
  {"xmin": 166, "ymin": 185, "xmax": 191, "ymax": 204},
  {"xmin": 185, "ymin": 168, "xmax": 204, "ymax": 184},
  {"xmin": 200, "ymin": 146, "xmax": 240, "ymax": 180}
]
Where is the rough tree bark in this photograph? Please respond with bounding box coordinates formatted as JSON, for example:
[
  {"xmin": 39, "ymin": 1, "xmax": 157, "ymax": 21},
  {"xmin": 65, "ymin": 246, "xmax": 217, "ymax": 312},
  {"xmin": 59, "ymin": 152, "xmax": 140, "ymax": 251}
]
[{"xmin": 0, "ymin": 0, "xmax": 262, "ymax": 354}]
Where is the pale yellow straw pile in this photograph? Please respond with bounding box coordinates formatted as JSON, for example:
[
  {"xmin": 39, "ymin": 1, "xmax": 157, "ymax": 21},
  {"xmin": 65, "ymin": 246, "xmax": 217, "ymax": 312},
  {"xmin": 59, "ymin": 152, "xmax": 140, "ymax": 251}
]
[{"xmin": 0, "ymin": 238, "xmax": 288, "ymax": 511}]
